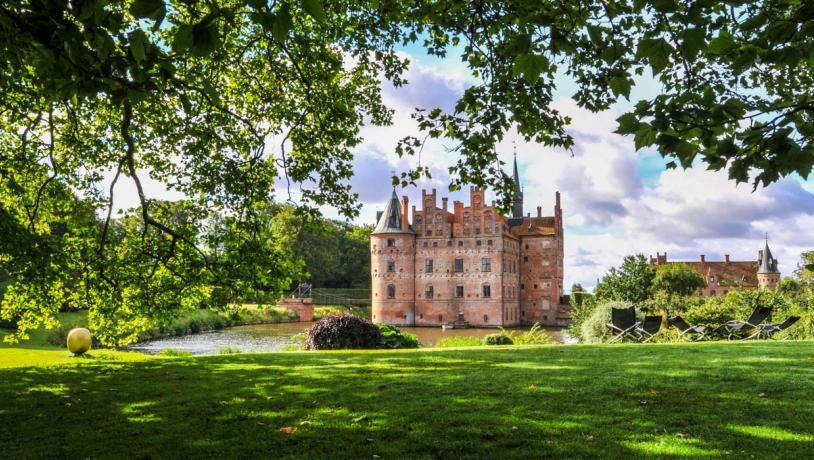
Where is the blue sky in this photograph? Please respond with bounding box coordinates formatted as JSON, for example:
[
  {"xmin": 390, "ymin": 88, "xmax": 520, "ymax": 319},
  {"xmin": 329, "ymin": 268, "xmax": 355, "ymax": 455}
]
[{"xmin": 343, "ymin": 44, "xmax": 814, "ymax": 290}]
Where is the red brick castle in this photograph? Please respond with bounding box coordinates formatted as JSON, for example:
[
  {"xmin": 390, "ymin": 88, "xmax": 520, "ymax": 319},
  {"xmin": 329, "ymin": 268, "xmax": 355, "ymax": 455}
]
[{"xmin": 370, "ymin": 157, "xmax": 566, "ymax": 327}]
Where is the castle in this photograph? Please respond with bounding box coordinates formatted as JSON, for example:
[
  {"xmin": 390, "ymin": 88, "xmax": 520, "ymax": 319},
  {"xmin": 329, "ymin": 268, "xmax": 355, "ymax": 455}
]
[
  {"xmin": 370, "ymin": 157, "xmax": 566, "ymax": 327},
  {"xmin": 649, "ymin": 238, "xmax": 781, "ymax": 296}
]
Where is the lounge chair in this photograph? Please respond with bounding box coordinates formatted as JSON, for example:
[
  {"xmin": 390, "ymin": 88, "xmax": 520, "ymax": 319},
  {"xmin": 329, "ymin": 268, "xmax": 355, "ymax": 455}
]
[
  {"xmin": 753, "ymin": 316, "xmax": 801, "ymax": 340},
  {"xmin": 668, "ymin": 316, "xmax": 707, "ymax": 341},
  {"xmin": 607, "ymin": 306, "xmax": 639, "ymax": 343},
  {"xmin": 636, "ymin": 316, "xmax": 662, "ymax": 342},
  {"xmin": 716, "ymin": 306, "xmax": 772, "ymax": 340}
]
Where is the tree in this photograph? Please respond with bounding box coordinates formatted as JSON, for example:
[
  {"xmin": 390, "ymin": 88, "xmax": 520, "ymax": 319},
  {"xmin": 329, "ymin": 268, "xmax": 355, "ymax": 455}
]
[
  {"xmin": 3, "ymin": 1, "xmax": 813, "ymax": 342},
  {"xmin": 651, "ymin": 263, "xmax": 706, "ymax": 297},
  {"xmin": 794, "ymin": 251, "xmax": 814, "ymax": 285},
  {"xmin": 594, "ymin": 254, "xmax": 656, "ymax": 305}
]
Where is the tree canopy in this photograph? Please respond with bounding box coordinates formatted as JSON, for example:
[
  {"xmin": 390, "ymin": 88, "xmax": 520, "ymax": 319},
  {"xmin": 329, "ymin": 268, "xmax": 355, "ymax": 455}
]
[
  {"xmin": 2, "ymin": 0, "xmax": 813, "ymax": 342},
  {"xmin": 594, "ymin": 254, "xmax": 656, "ymax": 305}
]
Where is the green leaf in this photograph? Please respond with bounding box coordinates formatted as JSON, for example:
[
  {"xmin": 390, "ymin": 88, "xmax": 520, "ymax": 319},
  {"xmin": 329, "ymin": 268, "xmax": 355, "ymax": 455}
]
[
  {"xmin": 273, "ymin": 5, "xmax": 293, "ymax": 43},
  {"xmin": 129, "ymin": 0, "xmax": 165, "ymax": 21},
  {"xmin": 634, "ymin": 124, "xmax": 656, "ymax": 150},
  {"xmin": 608, "ymin": 75, "xmax": 631, "ymax": 99},
  {"xmin": 301, "ymin": 0, "xmax": 327, "ymax": 23},
  {"xmin": 708, "ymin": 31, "xmax": 735, "ymax": 55},
  {"xmin": 172, "ymin": 24, "xmax": 193, "ymax": 53},
  {"xmin": 128, "ymin": 29, "xmax": 147, "ymax": 64},
  {"xmin": 191, "ymin": 15, "xmax": 221, "ymax": 57},
  {"xmin": 586, "ymin": 25, "xmax": 603, "ymax": 46},
  {"xmin": 616, "ymin": 113, "xmax": 640, "ymax": 135},
  {"xmin": 681, "ymin": 27, "xmax": 705, "ymax": 58}
]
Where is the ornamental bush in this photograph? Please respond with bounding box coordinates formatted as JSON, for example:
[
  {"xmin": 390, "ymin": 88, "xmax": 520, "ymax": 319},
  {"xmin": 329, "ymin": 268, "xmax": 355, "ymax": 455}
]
[
  {"xmin": 483, "ymin": 333, "xmax": 513, "ymax": 345},
  {"xmin": 304, "ymin": 314, "xmax": 383, "ymax": 350},
  {"xmin": 377, "ymin": 324, "xmax": 421, "ymax": 349},
  {"xmin": 580, "ymin": 301, "xmax": 637, "ymax": 344}
]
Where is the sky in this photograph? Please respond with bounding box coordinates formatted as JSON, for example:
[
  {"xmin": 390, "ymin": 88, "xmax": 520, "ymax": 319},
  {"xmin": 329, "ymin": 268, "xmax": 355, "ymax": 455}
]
[
  {"xmin": 113, "ymin": 44, "xmax": 814, "ymax": 292},
  {"xmin": 336, "ymin": 46, "xmax": 814, "ymax": 291}
]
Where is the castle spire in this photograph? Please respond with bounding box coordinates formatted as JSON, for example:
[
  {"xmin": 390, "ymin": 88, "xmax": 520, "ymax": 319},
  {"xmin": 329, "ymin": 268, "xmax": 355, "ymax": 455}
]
[
  {"xmin": 511, "ymin": 146, "xmax": 523, "ymax": 219},
  {"xmin": 372, "ymin": 188, "xmax": 412, "ymax": 234},
  {"xmin": 758, "ymin": 235, "xmax": 779, "ymax": 274}
]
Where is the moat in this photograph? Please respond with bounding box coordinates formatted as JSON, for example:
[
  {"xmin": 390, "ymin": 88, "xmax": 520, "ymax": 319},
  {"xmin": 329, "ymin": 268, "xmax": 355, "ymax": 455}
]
[{"xmin": 131, "ymin": 322, "xmax": 570, "ymax": 355}]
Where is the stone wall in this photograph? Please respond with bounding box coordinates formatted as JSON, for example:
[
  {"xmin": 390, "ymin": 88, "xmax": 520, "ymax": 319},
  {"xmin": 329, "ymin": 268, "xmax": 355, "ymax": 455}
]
[{"xmin": 278, "ymin": 297, "xmax": 314, "ymax": 322}]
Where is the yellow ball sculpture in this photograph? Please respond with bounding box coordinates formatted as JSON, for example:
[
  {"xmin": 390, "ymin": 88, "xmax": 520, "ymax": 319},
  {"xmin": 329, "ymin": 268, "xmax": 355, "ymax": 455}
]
[{"xmin": 66, "ymin": 328, "xmax": 92, "ymax": 355}]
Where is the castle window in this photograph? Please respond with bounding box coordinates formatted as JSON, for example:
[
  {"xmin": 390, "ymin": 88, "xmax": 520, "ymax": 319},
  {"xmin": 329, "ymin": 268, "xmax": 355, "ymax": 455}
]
[
  {"xmin": 482, "ymin": 257, "xmax": 491, "ymax": 272},
  {"xmin": 438, "ymin": 315, "xmax": 443, "ymax": 322},
  {"xmin": 524, "ymin": 256, "xmax": 529, "ymax": 262},
  {"xmin": 458, "ymin": 241, "xmax": 464, "ymax": 247},
  {"xmin": 447, "ymin": 240, "xmax": 452, "ymax": 246},
  {"xmin": 456, "ymin": 285, "xmax": 464, "ymax": 298},
  {"xmin": 426, "ymin": 259, "xmax": 433, "ymax": 273},
  {"xmin": 476, "ymin": 240, "xmax": 482, "ymax": 246},
  {"xmin": 526, "ymin": 244, "xmax": 529, "ymax": 249},
  {"xmin": 534, "ymin": 284, "xmax": 538, "ymax": 289},
  {"xmin": 426, "ymin": 285, "xmax": 434, "ymax": 298},
  {"xmin": 423, "ymin": 242, "xmax": 428, "ymax": 247},
  {"xmin": 487, "ymin": 239, "xmax": 493, "ymax": 246},
  {"xmin": 520, "ymin": 284, "xmax": 525, "ymax": 290},
  {"xmin": 475, "ymin": 226, "xmax": 481, "ymax": 235},
  {"xmin": 387, "ymin": 284, "xmax": 396, "ymax": 299},
  {"xmin": 482, "ymin": 284, "xmax": 491, "ymax": 298},
  {"xmin": 432, "ymin": 241, "xmax": 438, "ymax": 247},
  {"xmin": 387, "ymin": 239, "xmax": 395, "ymax": 247},
  {"xmin": 454, "ymin": 258, "xmax": 464, "ymax": 272},
  {"xmin": 426, "ymin": 230, "xmax": 432, "ymax": 236},
  {"xmin": 483, "ymin": 314, "xmax": 488, "ymax": 322},
  {"xmin": 387, "ymin": 261, "xmax": 395, "ymax": 272}
]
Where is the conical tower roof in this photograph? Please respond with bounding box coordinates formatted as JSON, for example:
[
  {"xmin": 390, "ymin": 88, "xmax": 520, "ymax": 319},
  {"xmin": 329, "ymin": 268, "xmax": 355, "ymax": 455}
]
[
  {"xmin": 758, "ymin": 237, "xmax": 779, "ymax": 274},
  {"xmin": 372, "ymin": 189, "xmax": 413, "ymax": 234}
]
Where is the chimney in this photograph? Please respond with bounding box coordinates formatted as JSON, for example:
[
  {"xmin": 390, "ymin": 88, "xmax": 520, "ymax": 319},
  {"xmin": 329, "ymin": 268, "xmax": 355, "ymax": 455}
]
[
  {"xmin": 725, "ymin": 254, "xmax": 730, "ymax": 265},
  {"xmin": 527, "ymin": 212, "xmax": 531, "ymax": 218},
  {"xmin": 536, "ymin": 206, "xmax": 542, "ymax": 218},
  {"xmin": 555, "ymin": 191, "xmax": 561, "ymax": 208},
  {"xmin": 400, "ymin": 196, "xmax": 409, "ymax": 231},
  {"xmin": 442, "ymin": 197, "xmax": 448, "ymax": 212},
  {"xmin": 700, "ymin": 254, "xmax": 705, "ymax": 263}
]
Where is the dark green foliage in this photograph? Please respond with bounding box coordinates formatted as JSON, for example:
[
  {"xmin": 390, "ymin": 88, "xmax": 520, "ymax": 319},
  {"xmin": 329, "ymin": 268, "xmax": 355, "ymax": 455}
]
[
  {"xmin": 304, "ymin": 314, "xmax": 383, "ymax": 350},
  {"xmin": 652, "ymin": 263, "xmax": 707, "ymax": 297},
  {"xmin": 483, "ymin": 333, "xmax": 513, "ymax": 345},
  {"xmin": 377, "ymin": 324, "xmax": 421, "ymax": 349}
]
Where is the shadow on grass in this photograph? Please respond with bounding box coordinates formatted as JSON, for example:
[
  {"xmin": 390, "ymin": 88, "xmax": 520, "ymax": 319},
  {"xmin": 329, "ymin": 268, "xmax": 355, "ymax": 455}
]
[{"xmin": 1, "ymin": 342, "xmax": 814, "ymax": 458}]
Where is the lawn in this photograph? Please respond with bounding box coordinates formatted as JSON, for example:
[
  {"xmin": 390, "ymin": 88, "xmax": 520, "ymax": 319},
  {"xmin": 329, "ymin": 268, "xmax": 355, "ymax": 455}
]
[{"xmin": 1, "ymin": 342, "xmax": 814, "ymax": 458}]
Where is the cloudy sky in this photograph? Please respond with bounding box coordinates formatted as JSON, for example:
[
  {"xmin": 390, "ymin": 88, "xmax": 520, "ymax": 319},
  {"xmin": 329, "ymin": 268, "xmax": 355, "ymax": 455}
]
[
  {"xmin": 115, "ymin": 44, "xmax": 814, "ymax": 291},
  {"xmin": 338, "ymin": 45, "xmax": 814, "ymax": 291}
]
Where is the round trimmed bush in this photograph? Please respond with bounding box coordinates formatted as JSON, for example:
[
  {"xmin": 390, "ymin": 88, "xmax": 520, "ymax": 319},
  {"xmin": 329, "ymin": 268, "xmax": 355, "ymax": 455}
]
[
  {"xmin": 305, "ymin": 314, "xmax": 383, "ymax": 350},
  {"xmin": 483, "ymin": 333, "xmax": 513, "ymax": 345}
]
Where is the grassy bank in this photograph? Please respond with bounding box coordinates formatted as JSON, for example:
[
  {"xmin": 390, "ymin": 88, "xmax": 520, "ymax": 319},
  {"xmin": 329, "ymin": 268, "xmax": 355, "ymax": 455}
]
[{"xmin": 1, "ymin": 342, "xmax": 814, "ymax": 458}]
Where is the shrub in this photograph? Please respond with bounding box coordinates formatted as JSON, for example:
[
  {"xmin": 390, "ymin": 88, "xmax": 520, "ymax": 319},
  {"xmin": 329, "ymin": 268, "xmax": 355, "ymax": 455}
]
[
  {"xmin": 435, "ymin": 336, "xmax": 483, "ymax": 348},
  {"xmin": 502, "ymin": 323, "xmax": 556, "ymax": 345},
  {"xmin": 304, "ymin": 314, "xmax": 383, "ymax": 350},
  {"xmin": 579, "ymin": 301, "xmax": 637, "ymax": 344},
  {"xmin": 46, "ymin": 326, "xmax": 69, "ymax": 347},
  {"xmin": 282, "ymin": 332, "xmax": 307, "ymax": 351},
  {"xmin": 483, "ymin": 333, "xmax": 513, "ymax": 346},
  {"xmin": 377, "ymin": 324, "xmax": 421, "ymax": 349}
]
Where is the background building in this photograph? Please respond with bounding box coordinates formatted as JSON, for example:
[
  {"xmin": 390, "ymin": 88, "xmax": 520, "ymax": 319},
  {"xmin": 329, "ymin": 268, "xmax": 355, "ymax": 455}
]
[
  {"xmin": 370, "ymin": 158, "xmax": 566, "ymax": 327},
  {"xmin": 649, "ymin": 238, "xmax": 781, "ymax": 296}
]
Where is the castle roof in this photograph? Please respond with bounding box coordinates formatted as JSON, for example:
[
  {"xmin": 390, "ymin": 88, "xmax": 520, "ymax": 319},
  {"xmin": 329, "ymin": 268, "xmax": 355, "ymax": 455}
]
[
  {"xmin": 509, "ymin": 216, "xmax": 557, "ymax": 237},
  {"xmin": 681, "ymin": 261, "xmax": 760, "ymax": 287},
  {"xmin": 372, "ymin": 189, "xmax": 413, "ymax": 234},
  {"xmin": 758, "ymin": 238, "xmax": 780, "ymax": 274}
]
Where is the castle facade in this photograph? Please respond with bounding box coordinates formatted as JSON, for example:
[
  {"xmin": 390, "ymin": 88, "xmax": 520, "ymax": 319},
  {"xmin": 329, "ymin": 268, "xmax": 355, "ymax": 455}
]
[
  {"xmin": 370, "ymin": 158, "xmax": 566, "ymax": 327},
  {"xmin": 649, "ymin": 238, "xmax": 781, "ymax": 296}
]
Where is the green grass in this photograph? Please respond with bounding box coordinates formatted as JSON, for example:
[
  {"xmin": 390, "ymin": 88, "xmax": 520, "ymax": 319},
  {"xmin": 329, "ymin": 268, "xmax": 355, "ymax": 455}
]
[
  {"xmin": 313, "ymin": 304, "xmax": 370, "ymax": 320},
  {"xmin": 2, "ymin": 342, "xmax": 814, "ymax": 458},
  {"xmin": 436, "ymin": 335, "xmax": 484, "ymax": 347}
]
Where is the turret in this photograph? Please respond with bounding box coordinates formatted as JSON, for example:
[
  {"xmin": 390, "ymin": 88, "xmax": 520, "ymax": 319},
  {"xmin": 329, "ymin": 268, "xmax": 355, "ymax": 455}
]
[
  {"xmin": 370, "ymin": 189, "xmax": 416, "ymax": 325},
  {"xmin": 757, "ymin": 236, "xmax": 780, "ymax": 290},
  {"xmin": 508, "ymin": 151, "xmax": 524, "ymax": 227}
]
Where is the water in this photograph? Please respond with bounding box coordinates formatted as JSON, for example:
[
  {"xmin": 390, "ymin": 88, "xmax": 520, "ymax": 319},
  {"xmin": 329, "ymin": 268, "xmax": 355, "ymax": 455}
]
[{"xmin": 130, "ymin": 322, "xmax": 568, "ymax": 355}]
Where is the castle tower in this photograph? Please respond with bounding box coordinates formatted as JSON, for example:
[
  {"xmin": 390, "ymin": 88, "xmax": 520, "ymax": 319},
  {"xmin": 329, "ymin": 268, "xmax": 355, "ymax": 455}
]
[
  {"xmin": 757, "ymin": 236, "xmax": 780, "ymax": 290},
  {"xmin": 370, "ymin": 189, "xmax": 416, "ymax": 325},
  {"xmin": 508, "ymin": 152, "xmax": 524, "ymax": 227}
]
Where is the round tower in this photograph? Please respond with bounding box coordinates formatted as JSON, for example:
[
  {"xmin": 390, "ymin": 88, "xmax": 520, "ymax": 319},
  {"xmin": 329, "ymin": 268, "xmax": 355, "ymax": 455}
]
[
  {"xmin": 757, "ymin": 237, "xmax": 780, "ymax": 290},
  {"xmin": 371, "ymin": 190, "xmax": 416, "ymax": 325}
]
